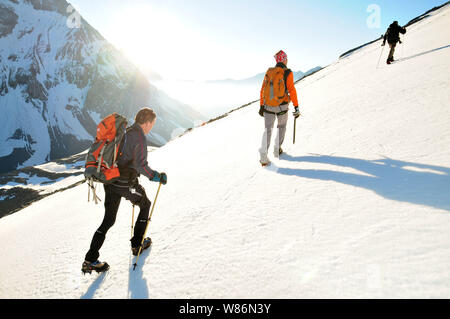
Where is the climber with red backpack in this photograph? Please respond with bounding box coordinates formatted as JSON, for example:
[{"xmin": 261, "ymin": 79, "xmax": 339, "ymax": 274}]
[
  {"xmin": 82, "ymin": 108, "xmax": 167, "ymax": 274},
  {"xmin": 259, "ymin": 50, "xmax": 300, "ymax": 166}
]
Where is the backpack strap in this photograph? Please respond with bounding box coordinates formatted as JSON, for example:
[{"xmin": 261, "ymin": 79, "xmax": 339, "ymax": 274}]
[
  {"xmin": 276, "ymin": 62, "xmax": 291, "ymax": 93},
  {"xmin": 283, "ymin": 68, "xmax": 292, "ymax": 93},
  {"xmin": 117, "ymin": 129, "xmax": 127, "ymax": 158},
  {"xmin": 118, "ymin": 124, "xmax": 138, "ymax": 158},
  {"xmin": 87, "ymin": 178, "xmax": 101, "ymax": 204}
]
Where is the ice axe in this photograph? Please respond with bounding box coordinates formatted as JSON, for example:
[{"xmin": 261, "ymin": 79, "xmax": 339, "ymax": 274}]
[
  {"xmin": 293, "ymin": 110, "xmax": 301, "ymax": 144},
  {"xmin": 293, "ymin": 117, "xmax": 297, "ymax": 144},
  {"xmin": 133, "ymin": 182, "xmax": 162, "ymax": 270}
]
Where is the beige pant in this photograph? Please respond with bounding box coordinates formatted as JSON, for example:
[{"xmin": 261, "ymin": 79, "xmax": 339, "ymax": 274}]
[
  {"xmin": 259, "ymin": 104, "xmax": 289, "ymax": 160},
  {"xmin": 388, "ymin": 42, "xmax": 397, "ymax": 61}
]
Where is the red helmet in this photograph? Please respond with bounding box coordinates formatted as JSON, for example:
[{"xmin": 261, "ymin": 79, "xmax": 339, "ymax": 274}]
[{"xmin": 274, "ymin": 50, "xmax": 287, "ymax": 63}]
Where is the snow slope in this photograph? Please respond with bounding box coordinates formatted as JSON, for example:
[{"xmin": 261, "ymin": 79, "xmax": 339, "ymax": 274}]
[{"xmin": 0, "ymin": 4, "xmax": 449, "ymax": 299}]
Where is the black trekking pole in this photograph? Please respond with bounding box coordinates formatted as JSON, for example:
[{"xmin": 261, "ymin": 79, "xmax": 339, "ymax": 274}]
[{"xmin": 133, "ymin": 182, "xmax": 162, "ymax": 270}]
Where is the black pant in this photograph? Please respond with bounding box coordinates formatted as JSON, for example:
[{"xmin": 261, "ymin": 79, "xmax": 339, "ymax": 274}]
[{"xmin": 85, "ymin": 182, "xmax": 151, "ymax": 262}]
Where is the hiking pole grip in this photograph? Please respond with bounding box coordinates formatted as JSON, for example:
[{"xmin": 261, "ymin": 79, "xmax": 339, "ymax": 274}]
[{"xmin": 133, "ymin": 182, "xmax": 163, "ymax": 270}]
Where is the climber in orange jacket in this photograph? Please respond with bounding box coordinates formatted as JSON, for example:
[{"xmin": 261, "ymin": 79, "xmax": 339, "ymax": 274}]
[{"xmin": 258, "ymin": 50, "xmax": 300, "ymax": 166}]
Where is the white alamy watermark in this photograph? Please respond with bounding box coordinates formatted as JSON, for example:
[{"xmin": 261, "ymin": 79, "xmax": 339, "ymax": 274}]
[
  {"xmin": 66, "ymin": 5, "xmax": 82, "ymax": 29},
  {"xmin": 366, "ymin": 4, "xmax": 381, "ymax": 29}
]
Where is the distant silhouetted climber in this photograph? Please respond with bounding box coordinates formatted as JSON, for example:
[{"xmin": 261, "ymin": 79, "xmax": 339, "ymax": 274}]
[
  {"xmin": 382, "ymin": 21, "xmax": 406, "ymax": 64},
  {"xmin": 258, "ymin": 50, "xmax": 300, "ymax": 166}
]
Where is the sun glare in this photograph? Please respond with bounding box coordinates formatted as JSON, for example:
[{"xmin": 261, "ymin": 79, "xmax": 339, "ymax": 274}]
[
  {"xmin": 106, "ymin": 5, "xmax": 186, "ymax": 78},
  {"xmin": 104, "ymin": 4, "xmax": 247, "ymax": 82}
]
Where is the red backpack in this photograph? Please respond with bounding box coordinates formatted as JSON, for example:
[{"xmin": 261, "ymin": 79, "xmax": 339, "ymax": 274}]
[{"xmin": 84, "ymin": 113, "xmax": 127, "ymax": 203}]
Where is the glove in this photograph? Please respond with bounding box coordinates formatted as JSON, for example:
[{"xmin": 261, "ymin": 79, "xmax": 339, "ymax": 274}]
[
  {"xmin": 151, "ymin": 172, "xmax": 167, "ymax": 185},
  {"xmin": 160, "ymin": 172, "xmax": 167, "ymax": 185},
  {"xmin": 292, "ymin": 107, "xmax": 300, "ymax": 118},
  {"xmin": 258, "ymin": 105, "xmax": 265, "ymax": 117}
]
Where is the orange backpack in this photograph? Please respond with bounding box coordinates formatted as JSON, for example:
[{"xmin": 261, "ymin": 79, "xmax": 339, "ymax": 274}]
[
  {"xmin": 262, "ymin": 67, "xmax": 290, "ymax": 107},
  {"xmin": 84, "ymin": 113, "xmax": 127, "ymax": 202}
]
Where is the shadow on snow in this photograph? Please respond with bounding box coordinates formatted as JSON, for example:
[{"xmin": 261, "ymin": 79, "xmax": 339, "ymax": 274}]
[
  {"xmin": 278, "ymin": 154, "xmax": 450, "ymax": 211},
  {"xmin": 128, "ymin": 246, "xmax": 152, "ymax": 299},
  {"xmin": 80, "ymin": 272, "xmax": 107, "ymax": 299},
  {"xmin": 396, "ymin": 44, "xmax": 450, "ymax": 63},
  {"xmin": 80, "ymin": 246, "xmax": 152, "ymax": 299}
]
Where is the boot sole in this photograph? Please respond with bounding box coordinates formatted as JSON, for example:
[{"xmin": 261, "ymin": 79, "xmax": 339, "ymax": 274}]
[{"xmin": 82, "ymin": 263, "xmax": 110, "ymax": 275}]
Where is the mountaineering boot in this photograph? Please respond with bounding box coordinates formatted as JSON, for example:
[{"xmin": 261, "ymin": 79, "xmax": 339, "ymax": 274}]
[
  {"xmin": 260, "ymin": 160, "xmax": 271, "ymax": 167},
  {"xmin": 276, "ymin": 147, "xmax": 283, "ymax": 156},
  {"xmin": 132, "ymin": 237, "xmax": 152, "ymax": 256},
  {"xmin": 259, "ymin": 152, "xmax": 271, "ymax": 167},
  {"xmin": 259, "ymin": 158, "xmax": 271, "ymax": 166},
  {"xmin": 81, "ymin": 260, "xmax": 110, "ymax": 274},
  {"xmin": 272, "ymin": 147, "xmax": 283, "ymax": 159}
]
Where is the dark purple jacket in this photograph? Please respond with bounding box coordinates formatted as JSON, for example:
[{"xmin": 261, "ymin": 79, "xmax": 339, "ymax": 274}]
[{"xmin": 117, "ymin": 123, "xmax": 157, "ymax": 183}]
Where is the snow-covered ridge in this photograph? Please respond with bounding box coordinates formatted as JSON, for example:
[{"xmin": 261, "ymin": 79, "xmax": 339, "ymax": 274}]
[
  {"xmin": 205, "ymin": 66, "xmax": 322, "ymax": 85},
  {"xmin": 339, "ymin": 1, "xmax": 450, "ymax": 59},
  {"xmin": 0, "ymin": 149, "xmax": 85, "ymax": 218}
]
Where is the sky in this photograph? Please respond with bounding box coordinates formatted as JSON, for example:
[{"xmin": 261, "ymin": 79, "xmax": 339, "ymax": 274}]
[{"xmin": 68, "ymin": 0, "xmax": 448, "ymax": 81}]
